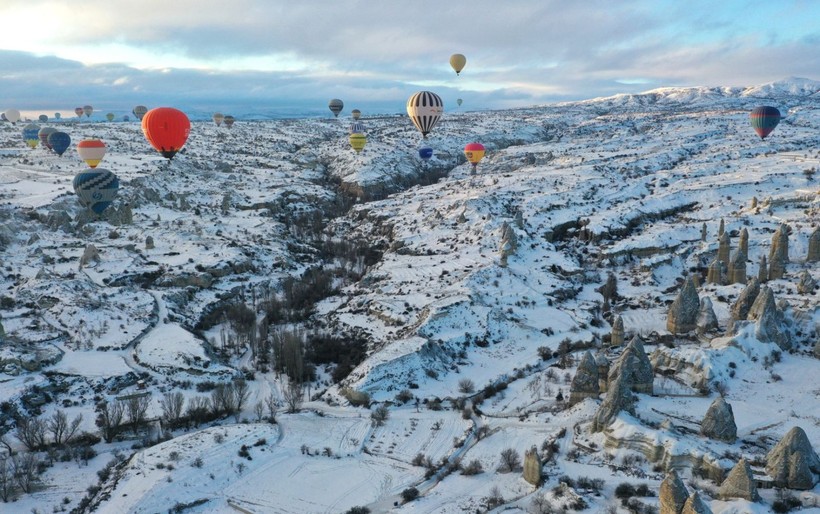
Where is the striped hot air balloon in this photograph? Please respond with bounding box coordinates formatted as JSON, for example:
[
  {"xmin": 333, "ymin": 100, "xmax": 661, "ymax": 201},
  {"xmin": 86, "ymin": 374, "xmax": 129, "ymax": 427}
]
[
  {"xmin": 328, "ymin": 99, "xmax": 344, "ymax": 117},
  {"xmin": 223, "ymin": 115, "xmax": 235, "ymax": 128},
  {"xmin": 39, "ymin": 127, "xmax": 57, "ymax": 149},
  {"xmin": 73, "ymin": 168, "xmax": 119, "ymax": 214},
  {"xmin": 38, "ymin": 114, "xmax": 48, "ymax": 123},
  {"xmin": 351, "ymin": 109, "xmax": 361, "ymax": 120},
  {"xmin": 349, "ymin": 133, "xmax": 366, "ymax": 153},
  {"xmin": 750, "ymin": 106, "xmax": 781, "ymax": 140},
  {"xmin": 133, "ymin": 105, "xmax": 148, "ymax": 120},
  {"xmin": 77, "ymin": 139, "xmax": 107, "ymax": 168},
  {"xmin": 22, "ymin": 124, "xmax": 41, "ymax": 149},
  {"xmin": 406, "ymin": 91, "xmax": 443, "ymax": 139},
  {"xmin": 349, "ymin": 122, "xmax": 365, "ymax": 134}
]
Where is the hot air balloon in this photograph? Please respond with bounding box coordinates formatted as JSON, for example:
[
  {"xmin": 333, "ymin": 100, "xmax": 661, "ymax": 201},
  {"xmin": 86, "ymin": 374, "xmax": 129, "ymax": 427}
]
[
  {"xmin": 39, "ymin": 127, "xmax": 57, "ymax": 149},
  {"xmin": 22, "ymin": 124, "xmax": 41, "ymax": 149},
  {"xmin": 450, "ymin": 54, "xmax": 466, "ymax": 75},
  {"xmin": 38, "ymin": 114, "xmax": 48, "ymax": 123},
  {"xmin": 106, "ymin": 113, "xmax": 115, "ymax": 122},
  {"xmin": 133, "ymin": 105, "xmax": 148, "ymax": 120},
  {"xmin": 328, "ymin": 99, "xmax": 344, "ymax": 118},
  {"xmin": 464, "ymin": 142, "xmax": 485, "ymax": 173},
  {"xmin": 349, "ymin": 133, "xmax": 366, "ymax": 153},
  {"xmin": 74, "ymin": 107, "xmax": 84, "ymax": 118},
  {"xmin": 4, "ymin": 109, "xmax": 21, "ymax": 124},
  {"xmin": 213, "ymin": 112, "xmax": 224, "ymax": 126},
  {"xmin": 457, "ymin": 98, "xmax": 463, "ymax": 107},
  {"xmin": 351, "ymin": 109, "xmax": 362, "ymax": 121},
  {"xmin": 123, "ymin": 115, "xmax": 130, "ymax": 122},
  {"xmin": 141, "ymin": 107, "xmax": 190, "ymax": 159},
  {"xmin": 407, "ymin": 91, "xmax": 443, "ymax": 139},
  {"xmin": 223, "ymin": 115, "xmax": 235, "ymax": 128},
  {"xmin": 750, "ymin": 106, "xmax": 781, "ymax": 140},
  {"xmin": 48, "ymin": 131, "xmax": 71, "ymax": 156},
  {"xmin": 418, "ymin": 147, "xmax": 433, "ymax": 161},
  {"xmin": 73, "ymin": 168, "xmax": 119, "ymax": 214},
  {"xmin": 77, "ymin": 139, "xmax": 106, "ymax": 168},
  {"xmin": 54, "ymin": 112, "xmax": 61, "ymax": 120},
  {"xmin": 349, "ymin": 121, "xmax": 365, "ymax": 134},
  {"xmin": 83, "ymin": 105, "xmax": 93, "ymax": 118}
]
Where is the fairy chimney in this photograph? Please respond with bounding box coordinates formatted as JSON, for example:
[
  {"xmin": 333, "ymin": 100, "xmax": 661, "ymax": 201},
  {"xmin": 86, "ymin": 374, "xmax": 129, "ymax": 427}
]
[
  {"xmin": 738, "ymin": 228, "xmax": 749, "ymax": 257},
  {"xmin": 667, "ymin": 276, "xmax": 699, "ymax": 334},
  {"xmin": 592, "ymin": 371, "xmax": 634, "ymax": 432},
  {"xmin": 765, "ymin": 427, "xmax": 820, "ymax": 490},
  {"xmin": 79, "ymin": 244, "xmax": 101, "ymax": 269},
  {"xmin": 807, "ymin": 227, "xmax": 820, "ymax": 262},
  {"xmin": 727, "ymin": 249, "xmax": 747, "ymax": 284},
  {"xmin": 700, "ymin": 223, "xmax": 707, "ymax": 242},
  {"xmin": 659, "ymin": 470, "xmax": 689, "ymax": 514},
  {"xmin": 719, "ymin": 458, "xmax": 760, "ymax": 501},
  {"xmin": 696, "ymin": 297, "xmax": 719, "ymax": 335},
  {"xmin": 747, "ymin": 286, "xmax": 791, "ymax": 350},
  {"xmin": 768, "ymin": 224, "xmax": 790, "ymax": 280},
  {"xmin": 706, "ymin": 259, "xmax": 723, "ymax": 285},
  {"xmin": 595, "ymin": 352, "xmax": 610, "ymax": 393},
  {"xmin": 522, "ymin": 446, "xmax": 542, "ymax": 486},
  {"xmin": 499, "ymin": 221, "xmax": 518, "ymax": 267},
  {"xmin": 681, "ymin": 491, "xmax": 713, "ymax": 514},
  {"xmin": 611, "ymin": 315, "xmax": 625, "ymax": 346},
  {"xmin": 718, "ymin": 218, "xmax": 725, "ymax": 237},
  {"xmin": 569, "ymin": 352, "xmax": 600, "ymax": 405},
  {"xmin": 717, "ymin": 231, "xmax": 731, "ymax": 268},
  {"xmin": 701, "ymin": 397, "xmax": 737, "ymax": 443},
  {"xmin": 607, "ymin": 336, "xmax": 653, "ymax": 394},
  {"xmin": 757, "ymin": 255, "xmax": 768, "ymax": 284},
  {"xmin": 797, "ymin": 270, "xmax": 816, "ymax": 295}
]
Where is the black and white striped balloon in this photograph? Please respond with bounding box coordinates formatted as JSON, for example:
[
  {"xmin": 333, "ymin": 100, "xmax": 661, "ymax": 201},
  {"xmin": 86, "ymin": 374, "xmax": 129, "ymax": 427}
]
[
  {"xmin": 406, "ymin": 91, "xmax": 443, "ymax": 138},
  {"xmin": 73, "ymin": 168, "xmax": 120, "ymax": 215}
]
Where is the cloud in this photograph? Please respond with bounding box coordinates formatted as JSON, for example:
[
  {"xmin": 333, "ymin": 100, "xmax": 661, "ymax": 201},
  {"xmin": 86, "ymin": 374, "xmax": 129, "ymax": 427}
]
[{"xmin": 0, "ymin": 1, "xmax": 818, "ymax": 114}]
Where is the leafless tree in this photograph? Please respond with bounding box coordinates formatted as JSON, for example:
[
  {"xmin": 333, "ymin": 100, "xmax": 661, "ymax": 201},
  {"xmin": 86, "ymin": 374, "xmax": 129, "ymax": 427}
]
[
  {"xmin": 11, "ymin": 451, "xmax": 40, "ymax": 493},
  {"xmin": 160, "ymin": 392, "xmax": 185, "ymax": 429},
  {"xmin": 210, "ymin": 384, "xmax": 237, "ymax": 417},
  {"xmin": 15, "ymin": 417, "xmax": 47, "ymax": 451},
  {"xmin": 233, "ymin": 379, "xmax": 251, "ymax": 420},
  {"xmin": 96, "ymin": 399, "xmax": 125, "ymax": 443},
  {"xmin": 0, "ymin": 433, "xmax": 14, "ymax": 457},
  {"xmin": 458, "ymin": 379, "xmax": 475, "ymax": 394},
  {"xmin": 530, "ymin": 493, "xmax": 554, "ymax": 514},
  {"xmin": 265, "ymin": 393, "xmax": 278, "ymax": 423},
  {"xmin": 0, "ymin": 457, "xmax": 15, "ymax": 502},
  {"xmin": 125, "ymin": 395, "xmax": 151, "ymax": 435},
  {"xmin": 282, "ymin": 379, "xmax": 303, "ymax": 413},
  {"xmin": 186, "ymin": 396, "xmax": 210, "ymax": 427},
  {"xmin": 254, "ymin": 401, "xmax": 265, "ymax": 422},
  {"xmin": 370, "ymin": 405, "xmax": 389, "ymax": 427},
  {"xmin": 48, "ymin": 410, "xmax": 82, "ymax": 446},
  {"xmin": 498, "ymin": 448, "xmax": 521, "ymax": 473}
]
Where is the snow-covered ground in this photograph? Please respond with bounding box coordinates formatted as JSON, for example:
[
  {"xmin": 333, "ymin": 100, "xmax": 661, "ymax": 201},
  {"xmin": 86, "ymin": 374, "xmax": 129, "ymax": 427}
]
[{"xmin": 0, "ymin": 78, "xmax": 818, "ymax": 513}]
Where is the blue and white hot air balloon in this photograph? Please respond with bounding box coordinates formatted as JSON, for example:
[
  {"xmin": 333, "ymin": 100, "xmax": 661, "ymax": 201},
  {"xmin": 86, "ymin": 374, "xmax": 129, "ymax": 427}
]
[{"xmin": 73, "ymin": 168, "xmax": 120, "ymax": 214}]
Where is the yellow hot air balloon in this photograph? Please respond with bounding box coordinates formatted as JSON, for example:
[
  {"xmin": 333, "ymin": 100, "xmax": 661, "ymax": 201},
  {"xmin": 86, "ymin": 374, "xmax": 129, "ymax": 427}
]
[
  {"xmin": 349, "ymin": 133, "xmax": 366, "ymax": 153},
  {"xmin": 450, "ymin": 54, "xmax": 466, "ymax": 75},
  {"xmin": 213, "ymin": 112, "xmax": 224, "ymax": 126}
]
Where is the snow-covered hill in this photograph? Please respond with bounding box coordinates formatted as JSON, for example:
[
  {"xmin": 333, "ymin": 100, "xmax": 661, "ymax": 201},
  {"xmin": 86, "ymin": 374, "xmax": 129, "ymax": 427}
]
[{"xmin": 0, "ymin": 78, "xmax": 818, "ymax": 513}]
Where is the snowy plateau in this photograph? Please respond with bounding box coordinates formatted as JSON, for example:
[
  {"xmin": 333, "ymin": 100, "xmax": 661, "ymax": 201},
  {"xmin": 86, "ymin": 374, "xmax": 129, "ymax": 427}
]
[{"xmin": 0, "ymin": 78, "xmax": 818, "ymax": 514}]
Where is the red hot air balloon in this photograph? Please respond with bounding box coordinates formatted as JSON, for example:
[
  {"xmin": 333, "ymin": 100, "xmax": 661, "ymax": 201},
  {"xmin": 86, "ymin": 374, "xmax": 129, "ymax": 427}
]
[
  {"xmin": 141, "ymin": 107, "xmax": 191, "ymax": 159},
  {"xmin": 464, "ymin": 142, "xmax": 485, "ymax": 174},
  {"xmin": 74, "ymin": 107, "xmax": 84, "ymax": 118}
]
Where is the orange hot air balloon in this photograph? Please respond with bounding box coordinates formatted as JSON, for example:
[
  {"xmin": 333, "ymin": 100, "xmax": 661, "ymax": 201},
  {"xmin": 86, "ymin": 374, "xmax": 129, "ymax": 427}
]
[
  {"xmin": 464, "ymin": 142, "xmax": 485, "ymax": 173},
  {"xmin": 77, "ymin": 139, "xmax": 107, "ymax": 168},
  {"xmin": 141, "ymin": 107, "xmax": 190, "ymax": 159}
]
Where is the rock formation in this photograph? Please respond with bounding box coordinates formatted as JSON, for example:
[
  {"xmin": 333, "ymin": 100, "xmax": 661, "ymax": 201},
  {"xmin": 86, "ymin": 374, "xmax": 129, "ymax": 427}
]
[
  {"xmin": 569, "ymin": 351, "xmax": 599, "ymax": 405},
  {"xmin": 522, "ymin": 446, "xmax": 542, "ymax": 486},
  {"xmin": 79, "ymin": 244, "xmax": 101, "ymax": 268},
  {"xmin": 768, "ymin": 223, "xmax": 789, "ymax": 280},
  {"xmin": 797, "ymin": 270, "xmax": 816, "ymax": 295},
  {"xmin": 718, "ymin": 458, "xmax": 760, "ymax": 501},
  {"xmin": 765, "ymin": 426, "xmax": 820, "ymax": 490},
  {"xmin": 607, "ymin": 336, "xmax": 653, "ymax": 394},
  {"xmin": 717, "ymin": 231, "xmax": 730, "ymax": 268},
  {"xmin": 611, "ymin": 315, "xmax": 624, "ymax": 346},
  {"xmin": 145, "ymin": 235, "xmax": 155, "ymax": 250},
  {"xmin": 747, "ymin": 286, "xmax": 791, "ymax": 350},
  {"xmin": 659, "ymin": 470, "xmax": 689, "ymax": 514},
  {"xmin": 718, "ymin": 218, "xmax": 725, "ymax": 238},
  {"xmin": 727, "ymin": 249, "xmax": 746, "ymax": 284},
  {"xmin": 696, "ymin": 297, "xmax": 718, "ymax": 335},
  {"xmin": 808, "ymin": 227, "xmax": 820, "ymax": 262},
  {"xmin": 738, "ymin": 228, "xmax": 749, "ymax": 258},
  {"xmin": 728, "ymin": 279, "xmax": 759, "ymax": 333},
  {"xmin": 681, "ymin": 491, "xmax": 712, "ymax": 514},
  {"xmin": 701, "ymin": 223, "xmax": 707, "ymax": 242},
  {"xmin": 499, "ymin": 221, "xmax": 518, "ymax": 267},
  {"xmin": 758, "ymin": 255, "xmax": 768, "ymax": 283},
  {"xmin": 667, "ymin": 276, "xmax": 699, "ymax": 334},
  {"xmin": 706, "ymin": 259, "xmax": 723, "ymax": 285},
  {"xmin": 700, "ymin": 397, "xmax": 737, "ymax": 442},
  {"xmin": 592, "ymin": 370, "xmax": 634, "ymax": 432},
  {"xmin": 595, "ymin": 352, "xmax": 610, "ymax": 393}
]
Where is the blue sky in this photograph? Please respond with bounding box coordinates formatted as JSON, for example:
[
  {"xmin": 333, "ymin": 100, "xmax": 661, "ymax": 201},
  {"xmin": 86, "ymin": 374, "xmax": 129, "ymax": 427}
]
[{"xmin": 1, "ymin": 0, "xmax": 818, "ymax": 117}]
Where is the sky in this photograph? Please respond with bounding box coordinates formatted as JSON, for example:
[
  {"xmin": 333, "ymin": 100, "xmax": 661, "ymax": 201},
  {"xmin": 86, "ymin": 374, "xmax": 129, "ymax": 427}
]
[{"xmin": 0, "ymin": 0, "xmax": 818, "ymax": 118}]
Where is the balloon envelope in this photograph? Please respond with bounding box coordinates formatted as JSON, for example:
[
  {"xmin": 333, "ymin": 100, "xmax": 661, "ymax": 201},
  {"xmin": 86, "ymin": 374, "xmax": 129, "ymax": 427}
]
[
  {"xmin": 22, "ymin": 124, "xmax": 41, "ymax": 148},
  {"xmin": 73, "ymin": 168, "xmax": 119, "ymax": 214},
  {"xmin": 83, "ymin": 105, "xmax": 93, "ymax": 118},
  {"xmin": 213, "ymin": 112, "xmax": 224, "ymax": 126},
  {"xmin": 54, "ymin": 112, "xmax": 61, "ymax": 120},
  {"xmin": 406, "ymin": 91, "xmax": 443, "ymax": 138},
  {"xmin": 457, "ymin": 98, "xmax": 463, "ymax": 106},
  {"xmin": 750, "ymin": 106, "xmax": 781, "ymax": 140},
  {"xmin": 328, "ymin": 99, "xmax": 344, "ymax": 117},
  {"xmin": 4, "ymin": 109, "xmax": 21, "ymax": 124},
  {"xmin": 38, "ymin": 114, "xmax": 48, "ymax": 123},
  {"xmin": 133, "ymin": 105, "xmax": 148, "ymax": 120},
  {"xmin": 349, "ymin": 122, "xmax": 365, "ymax": 134},
  {"xmin": 77, "ymin": 139, "xmax": 107, "ymax": 168},
  {"xmin": 418, "ymin": 147, "xmax": 433, "ymax": 161},
  {"xmin": 349, "ymin": 133, "xmax": 366, "ymax": 153},
  {"xmin": 464, "ymin": 142, "xmax": 486, "ymax": 168},
  {"xmin": 351, "ymin": 109, "xmax": 361, "ymax": 120},
  {"xmin": 141, "ymin": 107, "xmax": 191, "ymax": 159},
  {"xmin": 74, "ymin": 107, "xmax": 84, "ymax": 118},
  {"xmin": 450, "ymin": 54, "xmax": 466, "ymax": 75},
  {"xmin": 223, "ymin": 115, "xmax": 235, "ymax": 128},
  {"xmin": 39, "ymin": 127, "xmax": 57, "ymax": 149},
  {"xmin": 105, "ymin": 113, "xmax": 115, "ymax": 122},
  {"xmin": 48, "ymin": 131, "xmax": 71, "ymax": 156}
]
